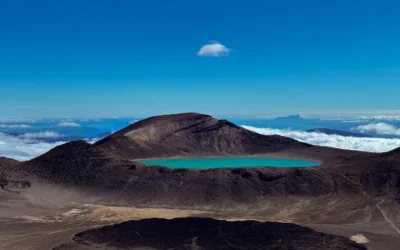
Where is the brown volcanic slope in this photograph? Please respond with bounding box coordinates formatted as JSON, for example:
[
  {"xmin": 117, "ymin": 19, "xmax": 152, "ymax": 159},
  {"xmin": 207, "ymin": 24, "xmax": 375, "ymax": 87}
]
[
  {"xmin": 0, "ymin": 157, "xmax": 19, "ymax": 168},
  {"xmin": 20, "ymin": 140, "xmax": 400, "ymax": 206},
  {"xmin": 24, "ymin": 140, "xmax": 137, "ymax": 188},
  {"xmin": 95, "ymin": 112, "xmax": 312, "ymax": 159},
  {"xmin": 55, "ymin": 218, "xmax": 366, "ymax": 250}
]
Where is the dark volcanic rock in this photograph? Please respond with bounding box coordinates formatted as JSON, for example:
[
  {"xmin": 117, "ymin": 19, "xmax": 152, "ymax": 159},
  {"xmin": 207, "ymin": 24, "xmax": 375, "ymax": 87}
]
[
  {"xmin": 95, "ymin": 112, "xmax": 311, "ymax": 159},
  {"xmin": 385, "ymin": 147, "xmax": 400, "ymax": 157},
  {"xmin": 0, "ymin": 157, "xmax": 31, "ymax": 189},
  {"xmin": 25, "ymin": 140, "xmax": 137, "ymax": 188},
  {"xmin": 0, "ymin": 157, "xmax": 20, "ymax": 168},
  {"xmin": 54, "ymin": 217, "xmax": 366, "ymax": 250}
]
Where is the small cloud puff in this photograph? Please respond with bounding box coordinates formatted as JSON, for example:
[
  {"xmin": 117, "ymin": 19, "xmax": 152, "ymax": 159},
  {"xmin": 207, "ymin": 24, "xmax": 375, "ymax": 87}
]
[
  {"xmin": 84, "ymin": 137, "xmax": 102, "ymax": 144},
  {"xmin": 57, "ymin": 122, "xmax": 81, "ymax": 127},
  {"xmin": 197, "ymin": 42, "xmax": 230, "ymax": 57},
  {"xmin": 353, "ymin": 123, "xmax": 400, "ymax": 136}
]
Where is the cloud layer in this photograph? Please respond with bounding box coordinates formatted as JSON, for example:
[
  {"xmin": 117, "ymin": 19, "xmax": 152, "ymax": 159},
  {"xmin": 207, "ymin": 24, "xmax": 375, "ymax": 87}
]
[
  {"xmin": 323, "ymin": 115, "xmax": 400, "ymax": 123},
  {"xmin": 353, "ymin": 123, "xmax": 400, "ymax": 136},
  {"xmin": 355, "ymin": 115, "xmax": 400, "ymax": 121},
  {"xmin": 242, "ymin": 125, "xmax": 400, "ymax": 153},
  {"xmin": 0, "ymin": 132, "xmax": 65, "ymax": 161},
  {"xmin": 17, "ymin": 131, "xmax": 64, "ymax": 140},
  {"xmin": 0, "ymin": 124, "xmax": 31, "ymax": 128},
  {"xmin": 197, "ymin": 42, "xmax": 230, "ymax": 57},
  {"xmin": 0, "ymin": 130, "xmax": 106, "ymax": 161},
  {"xmin": 57, "ymin": 122, "xmax": 81, "ymax": 127}
]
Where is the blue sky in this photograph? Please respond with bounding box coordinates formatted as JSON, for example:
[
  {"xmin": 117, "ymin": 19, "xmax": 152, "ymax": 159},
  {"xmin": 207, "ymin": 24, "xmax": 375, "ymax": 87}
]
[{"xmin": 1, "ymin": 0, "xmax": 399, "ymax": 118}]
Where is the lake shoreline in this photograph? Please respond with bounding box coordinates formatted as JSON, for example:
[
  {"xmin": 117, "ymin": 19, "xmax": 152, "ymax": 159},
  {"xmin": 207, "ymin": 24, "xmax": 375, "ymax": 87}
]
[{"xmin": 137, "ymin": 156, "xmax": 321, "ymax": 169}]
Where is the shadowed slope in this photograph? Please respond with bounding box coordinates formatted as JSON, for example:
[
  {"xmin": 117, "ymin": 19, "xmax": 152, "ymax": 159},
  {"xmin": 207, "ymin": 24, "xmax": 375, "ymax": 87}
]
[
  {"xmin": 386, "ymin": 147, "xmax": 400, "ymax": 158},
  {"xmin": 54, "ymin": 217, "xmax": 366, "ymax": 250},
  {"xmin": 16, "ymin": 143, "xmax": 400, "ymax": 207},
  {"xmin": 25, "ymin": 141, "xmax": 137, "ymax": 188},
  {"xmin": 0, "ymin": 157, "xmax": 20, "ymax": 168}
]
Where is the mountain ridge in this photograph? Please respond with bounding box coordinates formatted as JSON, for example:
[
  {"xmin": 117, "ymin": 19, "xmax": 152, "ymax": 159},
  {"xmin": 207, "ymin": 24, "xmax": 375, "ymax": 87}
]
[{"xmin": 95, "ymin": 112, "xmax": 312, "ymax": 159}]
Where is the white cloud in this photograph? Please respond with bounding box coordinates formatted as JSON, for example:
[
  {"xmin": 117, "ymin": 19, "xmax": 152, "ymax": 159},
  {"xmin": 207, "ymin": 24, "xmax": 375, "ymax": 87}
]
[
  {"xmin": 324, "ymin": 115, "xmax": 400, "ymax": 123},
  {"xmin": 0, "ymin": 124, "xmax": 31, "ymax": 128},
  {"xmin": 0, "ymin": 132, "xmax": 65, "ymax": 161},
  {"xmin": 17, "ymin": 131, "xmax": 64, "ymax": 140},
  {"xmin": 57, "ymin": 122, "xmax": 81, "ymax": 127},
  {"xmin": 356, "ymin": 115, "xmax": 400, "ymax": 121},
  {"xmin": 353, "ymin": 123, "xmax": 400, "ymax": 136},
  {"xmin": 0, "ymin": 118, "xmax": 37, "ymax": 123},
  {"xmin": 84, "ymin": 137, "xmax": 102, "ymax": 144},
  {"xmin": 0, "ymin": 131, "xmax": 103, "ymax": 161},
  {"xmin": 197, "ymin": 42, "xmax": 230, "ymax": 57},
  {"xmin": 242, "ymin": 125, "xmax": 400, "ymax": 153}
]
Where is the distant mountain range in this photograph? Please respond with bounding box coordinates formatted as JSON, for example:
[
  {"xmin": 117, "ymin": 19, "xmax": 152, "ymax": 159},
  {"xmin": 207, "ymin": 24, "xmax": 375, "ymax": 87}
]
[
  {"xmin": 232, "ymin": 114, "xmax": 339, "ymax": 131},
  {"xmin": 272, "ymin": 113, "xmax": 304, "ymax": 121}
]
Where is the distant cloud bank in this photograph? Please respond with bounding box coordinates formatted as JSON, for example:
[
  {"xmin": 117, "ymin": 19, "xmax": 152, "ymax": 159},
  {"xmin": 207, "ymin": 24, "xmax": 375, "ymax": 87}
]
[
  {"xmin": 57, "ymin": 122, "xmax": 81, "ymax": 127},
  {"xmin": 323, "ymin": 114, "xmax": 400, "ymax": 122},
  {"xmin": 0, "ymin": 132, "xmax": 65, "ymax": 161},
  {"xmin": 0, "ymin": 132, "xmax": 101, "ymax": 161},
  {"xmin": 355, "ymin": 115, "xmax": 400, "ymax": 121},
  {"xmin": 0, "ymin": 124, "xmax": 31, "ymax": 128},
  {"xmin": 197, "ymin": 42, "xmax": 230, "ymax": 57},
  {"xmin": 353, "ymin": 123, "xmax": 400, "ymax": 136},
  {"xmin": 17, "ymin": 131, "xmax": 64, "ymax": 140},
  {"xmin": 242, "ymin": 125, "xmax": 400, "ymax": 153}
]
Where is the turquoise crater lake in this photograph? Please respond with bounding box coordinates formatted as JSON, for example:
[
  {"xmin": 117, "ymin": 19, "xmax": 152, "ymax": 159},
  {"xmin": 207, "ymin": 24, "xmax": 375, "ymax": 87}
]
[{"xmin": 139, "ymin": 157, "xmax": 320, "ymax": 169}]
